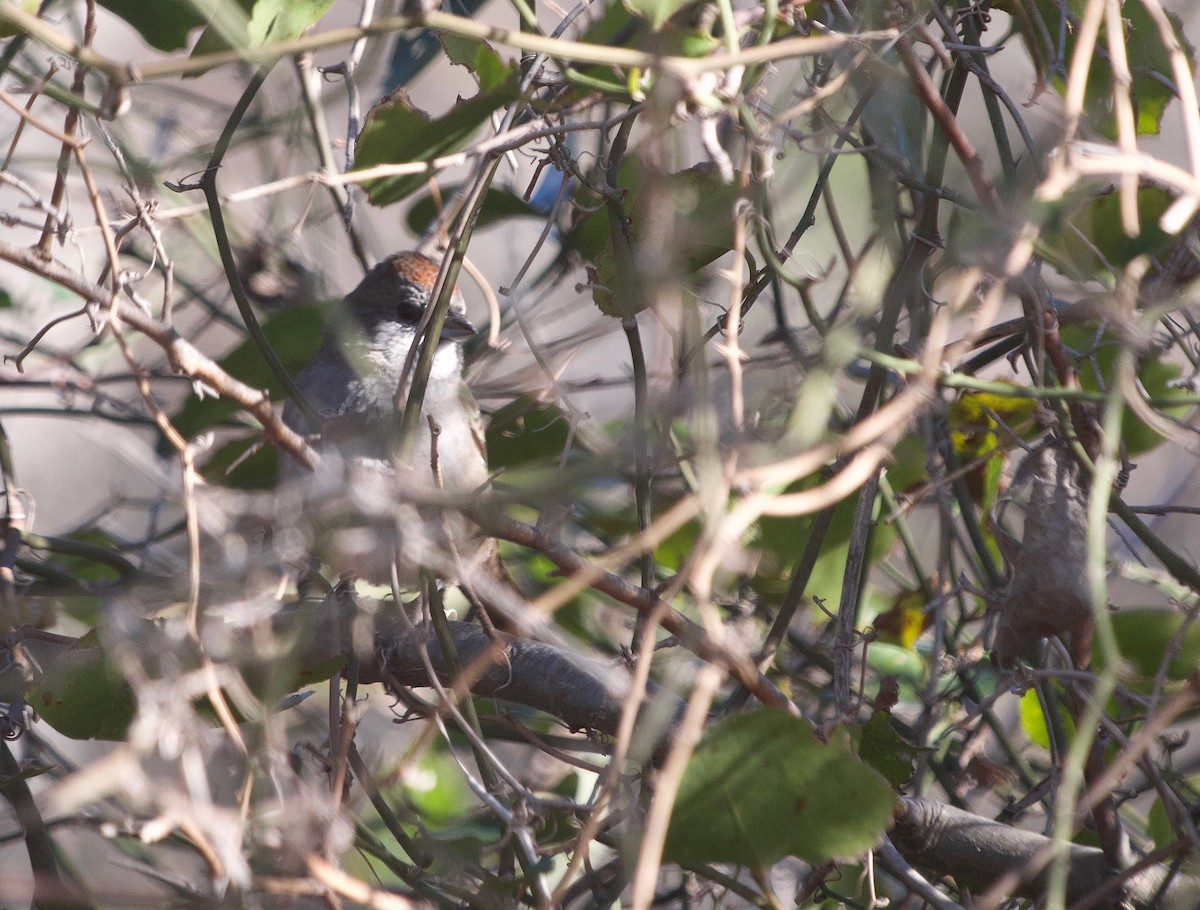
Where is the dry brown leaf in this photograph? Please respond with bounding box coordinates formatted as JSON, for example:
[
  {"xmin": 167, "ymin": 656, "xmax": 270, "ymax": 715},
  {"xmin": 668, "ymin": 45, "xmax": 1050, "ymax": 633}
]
[{"xmin": 991, "ymin": 442, "xmax": 1095, "ymax": 668}]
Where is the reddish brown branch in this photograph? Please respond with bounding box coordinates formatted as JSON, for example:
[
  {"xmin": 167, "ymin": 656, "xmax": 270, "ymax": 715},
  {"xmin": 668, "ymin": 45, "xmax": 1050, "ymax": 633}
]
[
  {"xmin": 894, "ymin": 35, "xmax": 1001, "ymax": 213},
  {"xmin": 473, "ymin": 512, "xmax": 797, "ymax": 714},
  {"xmin": 0, "ymin": 241, "xmax": 316, "ymax": 469}
]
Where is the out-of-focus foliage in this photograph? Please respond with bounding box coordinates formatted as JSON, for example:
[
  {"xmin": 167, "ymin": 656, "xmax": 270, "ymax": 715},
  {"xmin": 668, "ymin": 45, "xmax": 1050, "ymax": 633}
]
[{"xmin": 2, "ymin": 0, "xmax": 1200, "ymax": 908}]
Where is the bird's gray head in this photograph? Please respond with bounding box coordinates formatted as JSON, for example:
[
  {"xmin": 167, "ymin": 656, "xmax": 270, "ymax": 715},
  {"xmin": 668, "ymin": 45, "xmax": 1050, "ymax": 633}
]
[{"xmin": 343, "ymin": 251, "xmax": 475, "ymax": 341}]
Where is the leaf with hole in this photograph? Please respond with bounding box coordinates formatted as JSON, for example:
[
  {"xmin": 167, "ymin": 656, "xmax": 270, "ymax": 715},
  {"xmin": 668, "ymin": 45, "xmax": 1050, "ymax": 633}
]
[
  {"xmin": 439, "ymin": 33, "xmax": 509, "ymax": 91},
  {"xmin": 1000, "ymin": 0, "xmax": 1194, "ymax": 138},
  {"xmin": 354, "ymin": 78, "xmax": 520, "ymax": 207}
]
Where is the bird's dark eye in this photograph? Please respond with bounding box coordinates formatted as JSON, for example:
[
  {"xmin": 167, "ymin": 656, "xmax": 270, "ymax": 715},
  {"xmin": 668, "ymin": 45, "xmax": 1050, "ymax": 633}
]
[{"xmin": 393, "ymin": 286, "xmax": 426, "ymax": 323}]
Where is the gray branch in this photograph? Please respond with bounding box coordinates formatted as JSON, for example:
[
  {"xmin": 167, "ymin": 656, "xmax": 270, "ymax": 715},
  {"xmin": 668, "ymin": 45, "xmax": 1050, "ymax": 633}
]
[{"xmin": 891, "ymin": 797, "xmax": 1200, "ymax": 910}]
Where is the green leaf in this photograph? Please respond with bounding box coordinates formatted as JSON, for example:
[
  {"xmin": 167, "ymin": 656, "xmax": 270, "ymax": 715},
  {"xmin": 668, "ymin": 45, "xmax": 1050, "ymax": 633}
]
[
  {"xmin": 403, "ymin": 748, "xmax": 477, "ymax": 827},
  {"xmin": 1019, "ymin": 688, "xmax": 1050, "ymax": 749},
  {"xmin": 438, "ymin": 33, "xmax": 510, "ymax": 92},
  {"xmin": 623, "ymin": 0, "xmax": 696, "ymax": 32},
  {"xmin": 32, "ymin": 529, "xmax": 132, "ymax": 583},
  {"xmin": 863, "ymin": 642, "xmax": 926, "ymax": 689},
  {"xmin": 587, "ymin": 244, "xmax": 636, "ymax": 318},
  {"xmin": 200, "ymin": 437, "xmax": 280, "ymax": 490},
  {"xmin": 28, "ymin": 642, "xmax": 135, "ymax": 741},
  {"xmin": 570, "ymin": 0, "xmax": 715, "ymax": 95},
  {"xmin": 1007, "ymin": 1, "xmax": 1194, "ymax": 138},
  {"xmin": 1105, "ymin": 608, "xmax": 1200, "ymax": 683},
  {"xmin": 853, "ymin": 710, "xmax": 920, "ymax": 788},
  {"xmin": 564, "ymin": 158, "xmax": 734, "ymax": 283},
  {"xmin": 1148, "ymin": 776, "xmax": 1200, "ymax": 872},
  {"xmin": 0, "ymin": 0, "xmax": 39, "ymax": 40},
  {"xmin": 664, "ymin": 708, "xmax": 897, "ymax": 866},
  {"xmin": 485, "ymin": 396, "xmax": 573, "ymax": 469},
  {"xmin": 1040, "ymin": 186, "xmax": 1175, "ymax": 283},
  {"xmin": 96, "ymin": 0, "xmax": 207, "ymax": 51},
  {"xmin": 757, "ymin": 486, "xmax": 894, "ymax": 609},
  {"xmin": 1060, "ymin": 326, "xmax": 1192, "ymax": 456},
  {"xmin": 246, "ymin": 0, "xmax": 333, "ymax": 45},
  {"xmin": 406, "ymin": 185, "xmax": 539, "ymax": 235},
  {"xmin": 354, "ymin": 77, "xmax": 521, "ymax": 207},
  {"xmin": 189, "ymin": 0, "xmax": 335, "ymax": 66},
  {"xmin": 574, "ymin": 161, "xmax": 745, "ymax": 318},
  {"xmin": 1018, "ymin": 688, "xmax": 1075, "ymax": 750}
]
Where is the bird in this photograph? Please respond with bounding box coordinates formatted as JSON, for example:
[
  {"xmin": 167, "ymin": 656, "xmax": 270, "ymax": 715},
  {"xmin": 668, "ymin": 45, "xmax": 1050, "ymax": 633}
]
[{"xmin": 280, "ymin": 251, "xmax": 497, "ymax": 598}]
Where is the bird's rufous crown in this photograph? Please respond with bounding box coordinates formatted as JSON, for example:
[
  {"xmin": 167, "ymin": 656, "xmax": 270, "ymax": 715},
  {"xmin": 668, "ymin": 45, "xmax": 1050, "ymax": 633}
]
[{"xmin": 387, "ymin": 251, "xmax": 451, "ymax": 294}]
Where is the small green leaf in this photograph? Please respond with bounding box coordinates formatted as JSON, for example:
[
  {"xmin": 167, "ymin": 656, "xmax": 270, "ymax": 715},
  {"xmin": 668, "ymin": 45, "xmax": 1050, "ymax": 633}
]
[
  {"xmin": 587, "ymin": 245, "xmax": 636, "ymax": 319},
  {"xmin": 247, "ymin": 0, "xmax": 334, "ymax": 45},
  {"xmin": 403, "ymin": 748, "xmax": 477, "ymax": 827},
  {"xmin": 1040, "ymin": 187, "xmax": 1175, "ymax": 283},
  {"xmin": 406, "ymin": 185, "xmax": 539, "ymax": 235},
  {"xmin": 1018, "ymin": 688, "xmax": 1075, "ymax": 750},
  {"xmin": 758, "ymin": 487, "xmax": 894, "ymax": 610},
  {"xmin": 1061, "ymin": 326, "xmax": 1192, "ymax": 456},
  {"xmin": 1105, "ymin": 608, "xmax": 1200, "ymax": 683},
  {"xmin": 354, "ymin": 78, "xmax": 520, "ymax": 207},
  {"xmin": 623, "ymin": 0, "xmax": 696, "ymax": 31},
  {"xmin": 1148, "ymin": 776, "xmax": 1200, "ymax": 873},
  {"xmin": 30, "ymin": 529, "xmax": 132, "ymax": 583},
  {"xmin": 0, "ymin": 0, "xmax": 39, "ymax": 40},
  {"xmin": 200, "ymin": 437, "xmax": 279, "ymax": 490},
  {"xmin": 29, "ymin": 643, "xmax": 135, "ymax": 741},
  {"xmin": 854, "ymin": 710, "xmax": 920, "ymax": 788},
  {"xmin": 567, "ymin": 161, "xmax": 739, "ymax": 280},
  {"xmin": 485, "ymin": 396, "xmax": 573, "ymax": 469},
  {"xmin": 438, "ymin": 33, "xmax": 510, "ymax": 92},
  {"xmin": 95, "ymin": 0, "xmax": 207, "ymax": 51},
  {"xmin": 863, "ymin": 642, "xmax": 926, "ymax": 689},
  {"xmin": 188, "ymin": 0, "xmax": 335, "ymax": 66},
  {"xmin": 1019, "ymin": 689, "xmax": 1050, "ymax": 749},
  {"xmin": 664, "ymin": 708, "xmax": 897, "ymax": 866},
  {"xmin": 1009, "ymin": 0, "xmax": 1194, "ymax": 138}
]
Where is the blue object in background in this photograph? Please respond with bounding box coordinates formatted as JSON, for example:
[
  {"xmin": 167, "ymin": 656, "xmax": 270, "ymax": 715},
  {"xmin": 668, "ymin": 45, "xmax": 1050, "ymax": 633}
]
[
  {"xmin": 384, "ymin": 0, "xmax": 491, "ymax": 90},
  {"xmin": 528, "ymin": 161, "xmax": 571, "ymax": 216}
]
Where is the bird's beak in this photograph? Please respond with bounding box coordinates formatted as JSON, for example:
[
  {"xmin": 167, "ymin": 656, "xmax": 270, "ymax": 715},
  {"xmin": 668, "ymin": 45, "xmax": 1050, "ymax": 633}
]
[{"xmin": 440, "ymin": 310, "xmax": 477, "ymax": 340}]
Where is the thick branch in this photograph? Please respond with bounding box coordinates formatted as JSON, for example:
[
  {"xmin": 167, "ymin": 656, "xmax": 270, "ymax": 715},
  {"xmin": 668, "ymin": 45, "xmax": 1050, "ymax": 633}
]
[
  {"xmin": 277, "ymin": 591, "xmax": 683, "ymax": 754},
  {"xmin": 362, "ymin": 620, "xmax": 683, "ymax": 750},
  {"xmin": 891, "ymin": 797, "xmax": 1200, "ymax": 910},
  {"xmin": 473, "ymin": 512, "xmax": 796, "ymax": 714}
]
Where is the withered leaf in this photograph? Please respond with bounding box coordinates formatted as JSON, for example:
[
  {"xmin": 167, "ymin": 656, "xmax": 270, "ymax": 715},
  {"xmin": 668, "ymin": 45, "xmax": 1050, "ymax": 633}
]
[{"xmin": 991, "ymin": 442, "xmax": 1095, "ymax": 668}]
